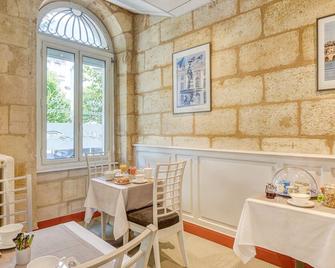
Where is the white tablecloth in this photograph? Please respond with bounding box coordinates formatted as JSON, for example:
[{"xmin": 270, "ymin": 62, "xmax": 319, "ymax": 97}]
[
  {"xmin": 233, "ymin": 197, "xmax": 335, "ymax": 268},
  {"xmin": 84, "ymin": 178, "xmax": 153, "ymax": 239}
]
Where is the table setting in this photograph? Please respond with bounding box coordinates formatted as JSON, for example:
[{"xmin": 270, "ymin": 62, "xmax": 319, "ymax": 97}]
[
  {"xmin": 234, "ymin": 166, "xmax": 335, "ymax": 268},
  {"xmin": 96, "ymin": 164, "xmax": 153, "ymax": 185},
  {"xmin": 84, "ymin": 164, "xmax": 154, "ymax": 240},
  {"xmin": 0, "ymin": 221, "xmax": 118, "ymax": 268}
]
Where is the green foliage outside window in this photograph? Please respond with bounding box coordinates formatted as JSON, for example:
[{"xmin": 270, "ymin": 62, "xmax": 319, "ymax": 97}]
[
  {"xmin": 82, "ymin": 65, "xmax": 104, "ymax": 124},
  {"xmin": 46, "ymin": 66, "xmax": 104, "ymax": 124},
  {"xmin": 47, "ymin": 71, "xmax": 72, "ymax": 123}
]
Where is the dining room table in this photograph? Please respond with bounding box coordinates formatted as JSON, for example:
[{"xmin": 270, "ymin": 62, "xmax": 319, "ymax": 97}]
[
  {"xmin": 0, "ymin": 221, "xmax": 125, "ymax": 268},
  {"xmin": 84, "ymin": 177, "xmax": 153, "ymax": 240},
  {"xmin": 233, "ymin": 196, "xmax": 335, "ymax": 268}
]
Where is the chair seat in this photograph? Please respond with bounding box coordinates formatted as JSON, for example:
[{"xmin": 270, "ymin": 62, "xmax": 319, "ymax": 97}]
[{"xmin": 127, "ymin": 206, "xmax": 179, "ymax": 230}]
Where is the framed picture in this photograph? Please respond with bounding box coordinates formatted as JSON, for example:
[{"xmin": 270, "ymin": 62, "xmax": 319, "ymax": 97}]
[
  {"xmin": 172, "ymin": 43, "xmax": 211, "ymax": 113},
  {"xmin": 317, "ymin": 14, "xmax": 335, "ymax": 91}
]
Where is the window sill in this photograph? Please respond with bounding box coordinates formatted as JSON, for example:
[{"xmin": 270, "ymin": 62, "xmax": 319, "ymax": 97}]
[
  {"xmin": 36, "ymin": 158, "xmax": 111, "ymax": 174},
  {"xmin": 37, "ymin": 161, "xmax": 88, "ymax": 174}
]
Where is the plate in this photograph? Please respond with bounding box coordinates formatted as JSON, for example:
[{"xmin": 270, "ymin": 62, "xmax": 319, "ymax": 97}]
[
  {"xmin": 97, "ymin": 176, "xmax": 114, "ymax": 181},
  {"xmin": 113, "ymin": 179, "xmax": 130, "ymax": 185},
  {"xmin": 0, "ymin": 241, "xmax": 16, "ymax": 249},
  {"xmin": 27, "ymin": 255, "xmax": 60, "ymax": 268},
  {"xmin": 287, "ymin": 199, "xmax": 315, "ymax": 208},
  {"xmin": 132, "ymin": 179, "xmax": 147, "ymax": 184}
]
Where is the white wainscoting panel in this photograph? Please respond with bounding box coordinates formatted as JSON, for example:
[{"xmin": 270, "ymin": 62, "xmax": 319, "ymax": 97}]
[
  {"xmin": 176, "ymin": 154, "xmax": 193, "ymax": 215},
  {"xmin": 134, "ymin": 144, "xmax": 335, "ymax": 237},
  {"xmin": 198, "ymin": 157, "xmax": 274, "ymax": 227}
]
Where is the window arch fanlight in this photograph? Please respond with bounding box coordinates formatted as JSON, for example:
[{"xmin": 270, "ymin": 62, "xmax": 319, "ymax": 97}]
[{"xmin": 38, "ymin": 2, "xmax": 112, "ymax": 51}]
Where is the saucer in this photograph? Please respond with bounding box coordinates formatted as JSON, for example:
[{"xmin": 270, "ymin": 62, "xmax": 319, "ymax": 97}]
[
  {"xmin": 287, "ymin": 199, "xmax": 315, "ymax": 208},
  {"xmin": 0, "ymin": 241, "xmax": 16, "ymax": 249},
  {"xmin": 132, "ymin": 179, "xmax": 147, "ymax": 184},
  {"xmin": 27, "ymin": 255, "xmax": 60, "ymax": 268}
]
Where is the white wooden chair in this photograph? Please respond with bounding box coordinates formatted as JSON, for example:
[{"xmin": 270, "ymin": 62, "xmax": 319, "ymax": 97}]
[
  {"xmin": 0, "ymin": 174, "xmax": 33, "ymax": 232},
  {"xmin": 124, "ymin": 161, "xmax": 189, "ymax": 268},
  {"xmin": 77, "ymin": 224, "xmax": 157, "ymax": 268},
  {"xmin": 85, "ymin": 152, "xmax": 118, "ymax": 239},
  {"xmin": 86, "ymin": 152, "xmax": 118, "ymax": 185}
]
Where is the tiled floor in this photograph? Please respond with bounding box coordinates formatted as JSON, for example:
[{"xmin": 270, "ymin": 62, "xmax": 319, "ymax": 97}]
[{"xmin": 84, "ymin": 218, "xmax": 278, "ymax": 268}]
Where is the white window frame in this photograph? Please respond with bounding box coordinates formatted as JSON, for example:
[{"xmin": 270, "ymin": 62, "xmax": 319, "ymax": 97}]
[{"xmin": 36, "ymin": 2, "xmax": 115, "ymax": 172}]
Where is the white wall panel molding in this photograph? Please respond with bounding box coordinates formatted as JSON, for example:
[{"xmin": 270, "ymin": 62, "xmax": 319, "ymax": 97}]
[{"xmin": 134, "ymin": 144, "xmax": 335, "ymax": 236}]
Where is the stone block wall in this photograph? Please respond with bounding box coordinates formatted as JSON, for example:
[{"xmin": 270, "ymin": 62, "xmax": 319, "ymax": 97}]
[
  {"xmin": 3, "ymin": 0, "xmax": 335, "ymax": 224},
  {"xmin": 36, "ymin": 169, "xmax": 88, "ymax": 221},
  {"xmin": 134, "ymin": 0, "xmax": 335, "ymax": 155},
  {"xmin": 0, "ymin": 0, "xmax": 38, "ymax": 177},
  {"xmin": 0, "ymin": 0, "xmax": 135, "ymax": 223}
]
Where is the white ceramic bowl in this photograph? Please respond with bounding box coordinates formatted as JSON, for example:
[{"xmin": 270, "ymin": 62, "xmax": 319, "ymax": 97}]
[
  {"xmin": 0, "ymin": 223, "xmax": 23, "ymax": 245},
  {"xmin": 143, "ymin": 168, "xmax": 153, "ymax": 179},
  {"xmin": 104, "ymin": 170, "xmax": 115, "ymax": 179},
  {"xmin": 290, "ymin": 193, "xmax": 311, "ymax": 204},
  {"xmin": 134, "ymin": 174, "xmax": 145, "ymax": 183},
  {"xmin": 27, "ymin": 255, "xmax": 60, "ymax": 268}
]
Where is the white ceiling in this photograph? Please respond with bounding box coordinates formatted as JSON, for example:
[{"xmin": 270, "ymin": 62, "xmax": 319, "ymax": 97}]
[{"xmin": 106, "ymin": 0, "xmax": 213, "ymax": 17}]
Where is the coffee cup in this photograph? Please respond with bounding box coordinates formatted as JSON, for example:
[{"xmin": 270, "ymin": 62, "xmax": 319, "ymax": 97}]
[
  {"xmin": 134, "ymin": 174, "xmax": 145, "ymax": 183},
  {"xmin": 297, "ymin": 185, "xmax": 310, "ymax": 194}
]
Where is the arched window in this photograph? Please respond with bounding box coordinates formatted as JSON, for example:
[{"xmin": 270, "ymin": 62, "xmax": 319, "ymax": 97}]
[{"xmin": 37, "ymin": 2, "xmax": 114, "ymax": 171}]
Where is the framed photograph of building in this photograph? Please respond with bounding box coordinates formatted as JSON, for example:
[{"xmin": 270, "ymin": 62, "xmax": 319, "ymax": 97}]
[
  {"xmin": 172, "ymin": 43, "xmax": 211, "ymax": 113},
  {"xmin": 318, "ymin": 14, "xmax": 335, "ymax": 91}
]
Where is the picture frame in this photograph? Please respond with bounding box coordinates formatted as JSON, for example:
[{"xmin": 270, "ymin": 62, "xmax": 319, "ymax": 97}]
[
  {"xmin": 317, "ymin": 14, "xmax": 335, "ymax": 91},
  {"xmin": 172, "ymin": 43, "xmax": 211, "ymax": 114}
]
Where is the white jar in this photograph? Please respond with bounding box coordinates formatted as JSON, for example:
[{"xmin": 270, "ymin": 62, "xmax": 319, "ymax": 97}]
[{"xmin": 16, "ymin": 247, "xmax": 31, "ymax": 265}]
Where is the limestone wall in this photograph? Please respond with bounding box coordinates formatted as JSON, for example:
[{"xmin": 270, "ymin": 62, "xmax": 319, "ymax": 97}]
[
  {"xmin": 3, "ymin": 0, "xmax": 335, "ymax": 223},
  {"xmin": 134, "ymin": 0, "xmax": 335, "ymax": 155},
  {"xmin": 0, "ymin": 1, "xmax": 38, "ymax": 177},
  {"xmin": 36, "ymin": 169, "xmax": 88, "ymax": 220},
  {"xmin": 0, "ymin": 0, "xmax": 135, "ymax": 223}
]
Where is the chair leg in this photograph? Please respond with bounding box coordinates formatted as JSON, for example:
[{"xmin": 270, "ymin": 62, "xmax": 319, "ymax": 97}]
[
  {"xmin": 101, "ymin": 212, "xmax": 106, "ymax": 240},
  {"xmin": 123, "ymin": 230, "xmax": 129, "ymax": 245},
  {"xmin": 153, "ymin": 235, "xmax": 161, "ymax": 268},
  {"xmin": 177, "ymin": 230, "xmax": 189, "ymax": 267}
]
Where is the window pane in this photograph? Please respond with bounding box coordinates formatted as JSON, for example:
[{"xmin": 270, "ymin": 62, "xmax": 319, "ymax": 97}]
[
  {"xmin": 82, "ymin": 56, "xmax": 106, "ymax": 155},
  {"xmin": 46, "ymin": 48, "xmax": 75, "ymax": 160}
]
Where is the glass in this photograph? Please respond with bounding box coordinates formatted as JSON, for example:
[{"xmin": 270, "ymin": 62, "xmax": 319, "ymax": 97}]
[
  {"xmin": 46, "ymin": 48, "xmax": 75, "ymax": 160},
  {"xmin": 39, "ymin": 7, "xmax": 108, "ymax": 49},
  {"xmin": 120, "ymin": 164, "xmax": 128, "ymax": 174},
  {"xmin": 265, "ymin": 183, "xmax": 276, "ymax": 199},
  {"xmin": 272, "ymin": 167, "xmax": 318, "ymax": 197},
  {"xmin": 82, "ymin": 56, "xmax": 106, "ymax": 156}
]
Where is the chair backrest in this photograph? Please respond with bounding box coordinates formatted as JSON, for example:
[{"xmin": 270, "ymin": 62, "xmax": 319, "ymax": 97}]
[
  {"xmin": 0, "ymin": 174, "xmax": 33, "ymax": 232},
  {"xmin": 86, "ymin": 152, "xmax": 118, "ymax": 180},
  {"xmin": 153, "ymin": 161, "xmax": 187, "ymax": 226},
  {"xmin": 77, "ymin": 224, "xmax": 157, "ymax": 268}
]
